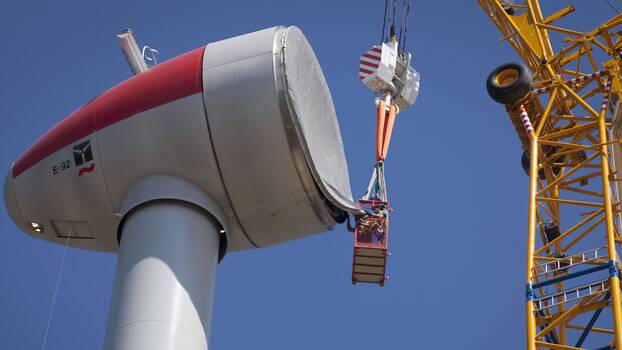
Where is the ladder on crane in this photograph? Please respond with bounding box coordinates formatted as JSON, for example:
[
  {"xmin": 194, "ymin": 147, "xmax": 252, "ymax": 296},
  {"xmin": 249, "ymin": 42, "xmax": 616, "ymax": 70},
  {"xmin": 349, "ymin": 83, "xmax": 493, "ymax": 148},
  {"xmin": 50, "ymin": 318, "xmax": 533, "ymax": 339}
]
[{"xmin": 480, "ymin": 1, "xmax": 622, "ymax": 348}]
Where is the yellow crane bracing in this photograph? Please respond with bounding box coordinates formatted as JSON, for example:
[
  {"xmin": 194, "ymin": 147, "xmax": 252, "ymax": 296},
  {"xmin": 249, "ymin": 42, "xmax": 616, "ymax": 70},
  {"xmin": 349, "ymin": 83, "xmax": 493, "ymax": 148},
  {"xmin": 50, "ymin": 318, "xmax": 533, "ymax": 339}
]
[{"xmin": 480, "ymin": 1, "xmax": 622, "ymax": 349}]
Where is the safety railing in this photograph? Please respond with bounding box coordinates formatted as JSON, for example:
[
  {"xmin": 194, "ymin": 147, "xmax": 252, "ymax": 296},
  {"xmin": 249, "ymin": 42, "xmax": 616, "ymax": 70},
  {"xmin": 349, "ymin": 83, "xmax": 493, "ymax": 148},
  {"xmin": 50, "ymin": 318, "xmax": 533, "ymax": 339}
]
[
  {"xmin": 533, "ymin": 279, "xmax": 609, "ymax": 312},
  {"xmin": 532, "ymin": 247, "xmax": 609, "ymax": 279}
]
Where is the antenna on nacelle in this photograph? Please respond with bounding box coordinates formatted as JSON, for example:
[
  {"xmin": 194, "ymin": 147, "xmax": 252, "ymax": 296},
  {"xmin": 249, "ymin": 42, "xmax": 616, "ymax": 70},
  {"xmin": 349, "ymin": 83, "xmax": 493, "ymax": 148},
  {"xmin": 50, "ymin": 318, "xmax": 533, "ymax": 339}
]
[
  {"xmin": 141, "ymin": 45, "xmax": 159, "ymax": 67},
  {"xmin": 116, "ymin": 28, "xmax": 149, "ymax": 75}
]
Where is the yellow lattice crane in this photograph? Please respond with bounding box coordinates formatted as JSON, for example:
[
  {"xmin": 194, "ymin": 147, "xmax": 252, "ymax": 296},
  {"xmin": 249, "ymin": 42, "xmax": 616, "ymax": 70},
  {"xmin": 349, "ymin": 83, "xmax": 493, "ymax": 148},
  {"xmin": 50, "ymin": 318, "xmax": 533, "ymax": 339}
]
[{"xmin": 480, "ymin": 1, "xmax": 622, "ymax": 349}]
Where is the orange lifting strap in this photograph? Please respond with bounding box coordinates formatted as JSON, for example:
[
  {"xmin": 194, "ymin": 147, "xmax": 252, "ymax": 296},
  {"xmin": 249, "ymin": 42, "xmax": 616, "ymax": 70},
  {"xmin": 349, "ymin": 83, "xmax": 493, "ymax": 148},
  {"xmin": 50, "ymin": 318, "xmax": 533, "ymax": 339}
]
[{"xmin": 375, "ymin": 99, "xmax": 398, "ymax": 161}]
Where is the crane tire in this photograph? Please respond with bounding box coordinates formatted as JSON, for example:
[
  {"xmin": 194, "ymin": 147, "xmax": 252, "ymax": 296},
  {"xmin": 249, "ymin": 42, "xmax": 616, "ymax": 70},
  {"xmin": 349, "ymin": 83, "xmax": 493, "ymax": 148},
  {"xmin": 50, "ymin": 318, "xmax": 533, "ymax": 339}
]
[{"xmin": 486, "ymin": 63, "xmax": 532, "ymax": 105}]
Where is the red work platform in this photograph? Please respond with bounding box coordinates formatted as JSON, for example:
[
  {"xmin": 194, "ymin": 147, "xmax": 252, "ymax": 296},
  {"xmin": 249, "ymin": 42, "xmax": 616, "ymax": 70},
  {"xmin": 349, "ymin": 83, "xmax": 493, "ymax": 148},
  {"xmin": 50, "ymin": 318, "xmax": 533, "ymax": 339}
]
[{"xmin": 352, "ymin": 200, "xmax": 389, "ymax": 286}]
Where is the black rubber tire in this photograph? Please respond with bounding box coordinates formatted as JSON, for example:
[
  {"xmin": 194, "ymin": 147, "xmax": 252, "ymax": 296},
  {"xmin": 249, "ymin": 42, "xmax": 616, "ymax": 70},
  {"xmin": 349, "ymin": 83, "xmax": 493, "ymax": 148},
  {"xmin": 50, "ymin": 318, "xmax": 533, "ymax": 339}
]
[
  {"xmin": 486, "ymin": 63, "xmax": 532, "ymax": 104},
  {"xmin": 522, "ymin": 150, "xmax": 545, "ymax": 179},
  {"xmin": 521, "ymin": 148, "xmax": 564, "ymax": 179}
]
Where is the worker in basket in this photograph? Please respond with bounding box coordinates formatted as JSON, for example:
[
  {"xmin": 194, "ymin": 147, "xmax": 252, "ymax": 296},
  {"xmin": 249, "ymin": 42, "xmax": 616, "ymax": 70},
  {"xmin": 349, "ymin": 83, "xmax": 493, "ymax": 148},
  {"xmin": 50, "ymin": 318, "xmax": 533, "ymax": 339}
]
[{"xmin": 348, "ymin": 202, "xmax": 388, "ymax": 245}]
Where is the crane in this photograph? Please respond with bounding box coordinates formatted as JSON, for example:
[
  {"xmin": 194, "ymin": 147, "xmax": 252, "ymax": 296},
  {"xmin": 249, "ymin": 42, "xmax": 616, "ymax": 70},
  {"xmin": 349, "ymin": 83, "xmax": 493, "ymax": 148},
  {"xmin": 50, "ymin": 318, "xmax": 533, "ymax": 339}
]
[
  {"xmin": 480, "ymin": 1, "xmax": 622, "ymax": 348},
  {"xmin": 350, "ymin": 0, "xmax": 420, "ymax": 286}
]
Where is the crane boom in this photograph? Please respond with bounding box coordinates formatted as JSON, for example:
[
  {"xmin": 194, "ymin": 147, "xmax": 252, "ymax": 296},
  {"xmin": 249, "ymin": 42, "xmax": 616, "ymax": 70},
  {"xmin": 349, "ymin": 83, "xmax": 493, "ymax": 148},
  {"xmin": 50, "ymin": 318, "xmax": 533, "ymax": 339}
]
[{"xmin": 480, "ymin": 1, "xmax": 622, "ymax": 349}]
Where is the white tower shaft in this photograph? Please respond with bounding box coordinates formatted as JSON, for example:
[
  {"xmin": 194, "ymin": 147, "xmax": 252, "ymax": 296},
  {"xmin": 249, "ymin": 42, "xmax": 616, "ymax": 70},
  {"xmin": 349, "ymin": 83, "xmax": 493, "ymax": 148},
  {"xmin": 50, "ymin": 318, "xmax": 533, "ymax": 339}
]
[{"xmin": 104, "ymin": 200, "xmax": 220, "ymax": 350}]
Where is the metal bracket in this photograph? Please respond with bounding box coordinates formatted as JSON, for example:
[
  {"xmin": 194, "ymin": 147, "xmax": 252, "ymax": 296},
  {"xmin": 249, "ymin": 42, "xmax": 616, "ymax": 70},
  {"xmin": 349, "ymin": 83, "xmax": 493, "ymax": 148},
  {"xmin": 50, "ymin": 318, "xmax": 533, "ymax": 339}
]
[
  {"xmin": 526, "ymin": 283, "xmax": 535, "ymax": 301},
  {"xmin": 609, "ymin": 259, "xmax": 620, "ymax": 278}
]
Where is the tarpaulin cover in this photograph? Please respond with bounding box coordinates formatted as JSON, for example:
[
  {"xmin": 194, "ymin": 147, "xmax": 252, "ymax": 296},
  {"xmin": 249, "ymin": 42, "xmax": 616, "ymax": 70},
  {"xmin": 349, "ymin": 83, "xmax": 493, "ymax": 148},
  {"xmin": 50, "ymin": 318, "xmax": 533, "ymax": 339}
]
[{"xmin": 279, "ymin": 27, "xmax": 362, "ymax": 213}]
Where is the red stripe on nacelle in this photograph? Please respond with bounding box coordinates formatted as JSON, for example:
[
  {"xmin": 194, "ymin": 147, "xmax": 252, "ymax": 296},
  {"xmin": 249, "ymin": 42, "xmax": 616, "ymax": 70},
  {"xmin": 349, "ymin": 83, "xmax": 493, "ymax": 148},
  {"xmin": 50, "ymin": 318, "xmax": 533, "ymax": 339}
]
[
  {"xmin": 12, "ymin": 47, "xmax": 205, "ymax": 178},
  {"xmin": 371, "ymin": 47, "xmax": 381, "ymax": 53}
]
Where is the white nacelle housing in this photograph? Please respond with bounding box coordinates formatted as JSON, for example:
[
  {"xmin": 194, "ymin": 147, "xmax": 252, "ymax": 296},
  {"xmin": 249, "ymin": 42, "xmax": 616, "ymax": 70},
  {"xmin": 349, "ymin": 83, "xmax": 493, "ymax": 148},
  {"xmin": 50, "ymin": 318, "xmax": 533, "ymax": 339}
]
[{"xmin": 4, "ymin": 26, "xmax": 359, "ymax": 256}]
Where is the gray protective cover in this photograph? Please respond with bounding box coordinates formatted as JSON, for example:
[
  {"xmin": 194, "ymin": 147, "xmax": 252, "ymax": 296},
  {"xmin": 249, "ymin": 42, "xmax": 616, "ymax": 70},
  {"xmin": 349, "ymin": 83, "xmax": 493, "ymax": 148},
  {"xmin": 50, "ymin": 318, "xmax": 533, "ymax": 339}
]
[
  {"xmin": 202, "ymin": 25, "xmax": 361, "ymax": 248},
  {"xmin": 278, "ymin": 27, "xmax": 360, "ymax": 212},
  {"xmin": 202, "ymin": 26, "xmax": 362, "ymax": 248}
]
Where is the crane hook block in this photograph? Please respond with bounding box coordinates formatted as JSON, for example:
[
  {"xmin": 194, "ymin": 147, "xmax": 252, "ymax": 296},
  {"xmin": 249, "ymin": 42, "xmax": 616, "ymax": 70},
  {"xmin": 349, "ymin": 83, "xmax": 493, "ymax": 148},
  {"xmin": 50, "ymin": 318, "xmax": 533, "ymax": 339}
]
[{"xmin": 359, "ymin": 42, "xmax": 420, "ymax": 112}]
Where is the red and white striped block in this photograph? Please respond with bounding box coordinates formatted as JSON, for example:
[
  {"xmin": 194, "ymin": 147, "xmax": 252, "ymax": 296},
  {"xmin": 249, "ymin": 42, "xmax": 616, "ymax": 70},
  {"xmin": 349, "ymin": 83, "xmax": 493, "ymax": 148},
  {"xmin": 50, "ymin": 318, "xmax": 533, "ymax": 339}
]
[
  {"xmin": 358, "ymin": 43, "xmax": 398, "ymax": 94},
  {"xmin": 359, "ymin": 45, "xmax": 382, "ymax": 80}
]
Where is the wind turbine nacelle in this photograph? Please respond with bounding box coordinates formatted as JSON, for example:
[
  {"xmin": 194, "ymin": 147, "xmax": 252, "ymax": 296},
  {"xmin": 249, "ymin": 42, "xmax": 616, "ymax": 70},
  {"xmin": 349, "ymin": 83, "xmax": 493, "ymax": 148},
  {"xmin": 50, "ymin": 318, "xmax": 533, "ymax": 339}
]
[{"xmin": 4, "ymin": 26, "xmax": 358, "ymax": 255}]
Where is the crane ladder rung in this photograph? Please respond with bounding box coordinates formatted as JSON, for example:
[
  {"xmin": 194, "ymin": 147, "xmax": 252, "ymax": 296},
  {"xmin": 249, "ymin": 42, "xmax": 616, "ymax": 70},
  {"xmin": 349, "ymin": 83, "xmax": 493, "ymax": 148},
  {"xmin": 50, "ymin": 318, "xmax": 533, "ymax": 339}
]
[
  {"xmin": 533, "ymin": 279, "xmax": 609, "ymax": 312},
  {"xmin": 532, "ymin": 247, "xmax": 609, "ymax": 279}
]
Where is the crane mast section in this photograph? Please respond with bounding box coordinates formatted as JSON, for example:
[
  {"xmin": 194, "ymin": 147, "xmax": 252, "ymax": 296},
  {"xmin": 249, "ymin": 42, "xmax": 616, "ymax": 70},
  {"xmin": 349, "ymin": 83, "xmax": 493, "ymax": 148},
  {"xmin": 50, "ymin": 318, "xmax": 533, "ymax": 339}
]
[{"xmin": 480, "ymin": 1, "xmax": 622, "ymax": 349}]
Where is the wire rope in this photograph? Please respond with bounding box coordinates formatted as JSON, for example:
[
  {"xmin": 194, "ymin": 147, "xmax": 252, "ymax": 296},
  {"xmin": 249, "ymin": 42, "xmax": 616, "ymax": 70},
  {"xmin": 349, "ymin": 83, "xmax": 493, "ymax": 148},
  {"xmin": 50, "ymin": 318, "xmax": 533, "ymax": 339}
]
[
  {"xmin": 605, "ymin": 0, "xmax": 620, "ymax": 14},
  {"xmin": 401, "ymin": 0, "xmax": 411, "ymax": 52},
  {"xmin": 381, "ymin": 0, "xmax": 389, "ymax": 43},
  {"xmin": 41, "ymin": 229, "xmax": 72, "ymax": 350},
  {"xmin": 398, "ymin": 0, "xmax": 407, "ymax": 49}
]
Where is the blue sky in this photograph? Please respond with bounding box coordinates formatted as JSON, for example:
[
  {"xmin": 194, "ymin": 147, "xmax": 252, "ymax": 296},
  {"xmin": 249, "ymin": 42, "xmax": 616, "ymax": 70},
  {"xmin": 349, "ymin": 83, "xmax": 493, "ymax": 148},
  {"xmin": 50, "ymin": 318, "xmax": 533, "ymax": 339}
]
[{"xmin": 1, "ymin": 1, "xmax": 620, "ymax": 349}]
